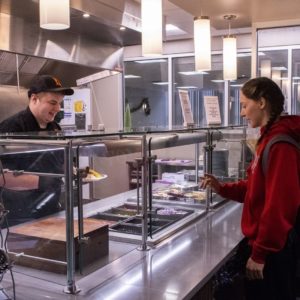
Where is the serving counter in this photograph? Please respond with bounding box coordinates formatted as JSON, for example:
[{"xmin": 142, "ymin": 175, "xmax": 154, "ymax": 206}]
[{"xmin": 0, "ymin": 126, "xmax": 247, "ymax": 297}]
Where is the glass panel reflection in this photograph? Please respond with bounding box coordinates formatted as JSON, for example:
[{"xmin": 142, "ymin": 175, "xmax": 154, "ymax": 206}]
[
  {"xmin": 172, "ymin": 55, "xmax": 225, "ymax": 126},
  {"xmin": 292, "ymin": 49, "xmax": 300, "ymax": 114},
  {"xmin": 124, "ymin": 59, "xmax": 169, "ymax": 130}
]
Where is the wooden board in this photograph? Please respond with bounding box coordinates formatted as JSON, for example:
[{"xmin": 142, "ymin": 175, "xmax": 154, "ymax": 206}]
[
  {"xmin": 8, "ymin": 216, "xmax": 110, "ymax": 273},
  {"xmin": 10, "ymin": 216, "xmax": 113, "ymax": 241}
]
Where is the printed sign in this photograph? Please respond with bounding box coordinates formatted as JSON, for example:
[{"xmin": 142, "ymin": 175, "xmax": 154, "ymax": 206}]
[
  {"xmin": 60, "ymin": 88, "xmax": 91, "ymax": 130},
  {"xmin": 204, "ymin": 96, "xmax": 221, "ymax": 125},
  {"xmin": 178, "ymin": 90, "xmax": 194, "ymax": 126}
]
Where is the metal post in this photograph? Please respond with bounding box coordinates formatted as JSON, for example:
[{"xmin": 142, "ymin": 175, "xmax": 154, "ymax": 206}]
[
  {"xmin": 76, "ymin": 147, "xmax": 88, "ymax": 275},
  {"xmin": 135, "ymin": 158, "xmax": 142, "ymax": 215},
  {"xmin": 195, "ymin": 143, "xmax": 200, "ymax": 184},
  {"xmin": 240, "ymin": 126, "xmax": 247, "ymax": 179},
  {"xmin": 64, "ymin": 141, "xmax": 80, "ymax": 294},
  {"xmin": 204, "ymin": 131, "xmax": 214, "ymax": 211},
  {"xmin": 137, "ymin": 135, "xmax": 150, "ymax": 251}
]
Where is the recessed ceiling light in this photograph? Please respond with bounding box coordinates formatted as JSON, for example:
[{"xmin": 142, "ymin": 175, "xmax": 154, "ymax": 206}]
[
  {"xmin": 176, "ymin": 86, "xmax": 198, "ymax": 89},
  {"xmin": 83, "ymin": 13, "xmax": 90, "ymax": 18},
  {"xmin": 211, "ymin": 80, "xmax": 225, "ymax": 83},
  {"xmin": 272, "ymin": 66, "xmax": 287, "ymax": 71},
  {"xmin": 124, "ymin": 74, "xmax": 141, "ymax": 79},
  {"xmin": 179, "ymin": 71, "xmax": 208, "ymax": 75},
  {"xmin": 134, "ymin": 59, "xmax": 166, "ymax": 64},
  {"xmin": 165, "ymin": 23, "xmax": 187, "ymax": 36},
  {"xmin": 152, "ymin": 81, "xmax": 168, "ymax": 85}
]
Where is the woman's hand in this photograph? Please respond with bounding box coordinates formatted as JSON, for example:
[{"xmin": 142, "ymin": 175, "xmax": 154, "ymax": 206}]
[
  {"xmin": 200, "ymin": 174, "xmax": 221, "ymax": 193},
  {"xmin": 246, "ymin": 257, "xmax": 264, "ymax": 280}
]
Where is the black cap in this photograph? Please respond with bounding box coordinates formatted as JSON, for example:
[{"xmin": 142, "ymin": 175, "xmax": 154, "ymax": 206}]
[{"xmin": 28, "ymin": 75, "xmax": 74, "ymax": 98}]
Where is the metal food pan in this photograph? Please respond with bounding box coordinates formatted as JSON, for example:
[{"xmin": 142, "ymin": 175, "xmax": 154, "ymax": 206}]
[
  {"xmin": 124, "ymin": 217, "xmax": 171, "ymax": 227},
  {"xmin": 88, "ymin": 212, "xmax": 128, "ymax": 222},
  {"xmin": 110, "ymin": 223, "xmax": 160, "ymax": 235}
]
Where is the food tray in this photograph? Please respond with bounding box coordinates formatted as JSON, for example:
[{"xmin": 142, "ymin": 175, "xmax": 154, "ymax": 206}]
[
  {"xmin": 125, "ymin": 217, "xmax": 171, "ymax": 227},
  {"xmin": 110, "ymin": 223, "xmax": 160, "ymax": 235},
  {"xmin": 88, "ymin": 212, "xmax": 127, "ymax": 222},
  {"xmin": 103, "ymin": 203, "xmax": 142, "ymax": 217}
]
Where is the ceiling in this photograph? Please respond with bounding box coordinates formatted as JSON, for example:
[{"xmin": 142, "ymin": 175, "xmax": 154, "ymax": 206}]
[
  {"xmin": 1, "ymin": 0, "xmax": 300, "ymax": 47},
  {"xmin": 131, "ymin": 0, "xmax": 300, "ymax": 43},
  {"xmin": 167, "ymin": 0, "xmax": 300, "ymax": 32},
  {"xmin": 0, "ymin": 0, "xmax": 299, "ymax": 79}
]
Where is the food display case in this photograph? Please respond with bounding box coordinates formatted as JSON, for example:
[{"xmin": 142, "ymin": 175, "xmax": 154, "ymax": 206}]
[{"xmin": 0, "ymin": 126, "xmax": 247, "ymax": 293}]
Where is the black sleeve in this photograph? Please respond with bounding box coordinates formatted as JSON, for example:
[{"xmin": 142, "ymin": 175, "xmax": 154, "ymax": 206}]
[
  {"xmin": 38, "ymin": 176, "xmax": 63, "ymax": 192},
  {"xmin": 0, "ymin": 117, "xmax": 24, "ymax": 133}
]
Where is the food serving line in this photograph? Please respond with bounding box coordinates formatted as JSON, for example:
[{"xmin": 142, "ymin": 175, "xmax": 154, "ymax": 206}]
[{"xmin": 1, "ymin": 200, "xmax": 243, "ymax": 299}]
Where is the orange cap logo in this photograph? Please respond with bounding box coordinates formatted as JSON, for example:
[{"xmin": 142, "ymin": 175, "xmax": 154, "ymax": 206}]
[{"xmin": 52, "ymin": 77, "xmax": 62, "ymax": 87}]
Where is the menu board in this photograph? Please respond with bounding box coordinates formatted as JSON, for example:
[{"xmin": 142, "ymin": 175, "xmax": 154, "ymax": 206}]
[
  {"xmin": 204, "ymin": 96, "xmax": 221, "ymax": 125},
  {"xmin": 178, "ymin": 90, "xmax": 194, "ymax": 126},
  {"xmin": 60, "ymin": 88, "xmax": 91, "ymax": 130}
]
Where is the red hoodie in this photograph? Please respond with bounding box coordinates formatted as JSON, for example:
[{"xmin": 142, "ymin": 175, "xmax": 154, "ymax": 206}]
[{"xmin": 219, "ymin": 115, "xmax": 300, "ymax": 264}]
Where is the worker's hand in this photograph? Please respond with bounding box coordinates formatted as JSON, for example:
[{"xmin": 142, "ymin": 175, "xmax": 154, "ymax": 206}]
[
  {"xmin": 200, "ymin": 173, "xmax": 221, "ymax": 193},
  {"xmin": 245, "ymin": 257, "xmax": 264, "ymax": 280}
]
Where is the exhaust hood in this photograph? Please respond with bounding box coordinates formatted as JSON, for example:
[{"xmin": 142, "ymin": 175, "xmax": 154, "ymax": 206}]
[
  {"xmin": 0, "ymin": 50, "xmax": 106, "ymax": 88},
  {"xmin": 0, "ymin": 0, "xmax": 142, "ymax": 88}
]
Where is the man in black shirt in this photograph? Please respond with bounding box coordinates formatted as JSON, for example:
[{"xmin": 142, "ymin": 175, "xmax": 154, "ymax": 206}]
[{"xmin": 0, "ymin": 75, "xmax": 74, "ymax": 225}]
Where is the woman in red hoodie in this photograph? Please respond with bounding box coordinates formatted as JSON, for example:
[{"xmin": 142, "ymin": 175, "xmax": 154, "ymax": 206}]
[{"xmin": 202, "ymin": 77, "xmax": 300, "ymax": 299}]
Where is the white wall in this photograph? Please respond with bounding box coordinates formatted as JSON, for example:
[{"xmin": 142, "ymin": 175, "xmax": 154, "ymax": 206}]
[
  {"xmin": 88, "ymin": 73, "xmax": 133, "ymax": 199},
  {"xmin": 89, "ymin": 73, "xmax": 123, "ymax": 131}
]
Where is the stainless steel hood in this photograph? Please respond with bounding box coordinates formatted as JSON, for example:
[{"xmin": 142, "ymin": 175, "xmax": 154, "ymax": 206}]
[
  {"xmin": 0, "ymin": 50, "xmax": 105, "ymax": 88},
  {"xmin": 0, "ymin": 0, "xmax": 142, "ymax": 88},
  {"xmin": 0, "ymin": 0, "xmax": 141, "ymax": 47}
]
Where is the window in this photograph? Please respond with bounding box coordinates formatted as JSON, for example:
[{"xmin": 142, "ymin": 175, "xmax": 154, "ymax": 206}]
[
  {"xmin": 172, "ymin": 55, "xmax": 225, "ymax": 126},
  {"xmin": 229, "ymin": 53, "xmax": 251, "ymax": 125},
  {"xmin": 124, "ymin": 59, "xmax": 168, "ymax": 129},
  {"xmin": 292, "ymin": 49, "xmax": 300, "ymax": 115}
]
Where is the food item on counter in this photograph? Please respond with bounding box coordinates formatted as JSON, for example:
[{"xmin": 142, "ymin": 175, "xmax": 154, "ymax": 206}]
[
  {"xmin": 167, "ymin": 188, "xmax": 185, "ymax": 198},
  {"xmin": 184, "ymin": 191, "xmax": 206, "ymax": 201},
  {"xmin": 152, "ymin": 191, "xmax": 177, "ymax": 200},
  {"xmin": 156, "ymin": 207, "xmax": 187, "ymax": 216},
  {"xmin": 85, "ymin": 167, "xmax": 104, "ymax": 180},
  {"xmin": 88, "ymin": 168, "xmax": 102, "ymax": 178}
]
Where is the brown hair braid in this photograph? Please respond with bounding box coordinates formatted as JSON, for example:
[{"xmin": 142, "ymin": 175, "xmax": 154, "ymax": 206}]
[{"xmin": 241, "ymin": 77, "xmax": 285, "ymax": 145}]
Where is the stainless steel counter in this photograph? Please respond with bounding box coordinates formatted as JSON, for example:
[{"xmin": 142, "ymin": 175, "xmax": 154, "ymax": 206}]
[
  {"xmin": 78, "ymin": 201, "xmax": 243, "ymax": 299},
  {"xmin": 2, "ymin": 201, "xmax": 243, "ymax": 300}
]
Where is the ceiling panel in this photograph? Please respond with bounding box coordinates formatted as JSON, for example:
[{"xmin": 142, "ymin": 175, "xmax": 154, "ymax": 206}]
[{"xmin": 169, "ymin": 0, "xmax": 300, "ymax": 30}]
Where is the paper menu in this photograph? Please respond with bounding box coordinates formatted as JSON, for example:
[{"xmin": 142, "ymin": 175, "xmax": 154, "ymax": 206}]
[
  {"xmin": 203, "ymin": 96, "xmax": 221, "ymax": 125},
  {"xmin": 178, "ymin": 89, "xmax": 194, "ymax": 126}
]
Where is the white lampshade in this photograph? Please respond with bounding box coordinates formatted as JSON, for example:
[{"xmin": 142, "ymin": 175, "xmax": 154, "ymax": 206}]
[
  {"xmin": 223, "ymin": 36, "xmax": 237, "ymax": 80},
  {"xmin": 194, "ymin": 16, "xmax": 211, "ymax": 71},
  {"xmin": 260, "ymin": 59, "xmax": 272, "ymax": 78},
  {"xmin": 40, "ymin": 0, "xmax": 70, "ymax": 30},
  {"xmin": 141, "ymin": 0, "xmax": 162, "ymax": 56},
  {"xmin": 272, "ymin": 69, "xmax": 281, "ymax": 87}
]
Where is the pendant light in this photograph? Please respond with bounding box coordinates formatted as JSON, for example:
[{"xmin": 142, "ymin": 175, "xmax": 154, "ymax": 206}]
[
  {"xmin": 40, "ymin": 0, "xmax": 70, "ymax": 30},
  {"xmin": 194, "ymin": 16, "xmax": 211, "ymax": 71},
  {"xmin": 272, "ymin": 69, "xmax": 281, "ymax": 87},
  {"xmin": 260, "ymin": 59, "xmax": 272, "ymax": 78},
  {"xmin": 223, "ymin": 15, "xmax": 237, "ymax": 80},
  {"xmin": 141, "ymin": 0, "xmax": 163, "ymax": 56}
]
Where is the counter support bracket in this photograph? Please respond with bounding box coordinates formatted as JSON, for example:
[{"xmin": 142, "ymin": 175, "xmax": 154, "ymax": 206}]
[
  {"xmin": 64, "ymin": 141, "xmax": 81, "ymax": 294},
  {"xmin": 137, "ymin": 135, "xmax": 150, "ymax": 251}
]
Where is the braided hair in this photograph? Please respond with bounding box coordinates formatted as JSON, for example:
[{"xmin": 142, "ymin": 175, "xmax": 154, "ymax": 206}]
[{"xmin": 241, "ymin": 77, "xmax": 285, "ymax": 145}]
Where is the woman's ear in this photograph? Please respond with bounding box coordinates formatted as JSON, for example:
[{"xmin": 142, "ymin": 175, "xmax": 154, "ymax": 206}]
[{"xmin": 259, "ymin": 97, "xmax": 267, "ymax": 109}]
